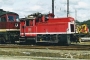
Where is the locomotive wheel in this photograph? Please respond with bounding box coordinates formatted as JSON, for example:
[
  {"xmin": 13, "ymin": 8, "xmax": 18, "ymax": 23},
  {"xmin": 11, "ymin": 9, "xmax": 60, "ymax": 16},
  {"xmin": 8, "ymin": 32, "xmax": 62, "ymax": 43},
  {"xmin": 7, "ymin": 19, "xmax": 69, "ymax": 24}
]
[
  {"xmin": 0, "ymin": 37, "xmax": 6, "ymax": 44},
  {"xmin": 11, "ymin": 40, "xmax": 15, "ymax": 44}
]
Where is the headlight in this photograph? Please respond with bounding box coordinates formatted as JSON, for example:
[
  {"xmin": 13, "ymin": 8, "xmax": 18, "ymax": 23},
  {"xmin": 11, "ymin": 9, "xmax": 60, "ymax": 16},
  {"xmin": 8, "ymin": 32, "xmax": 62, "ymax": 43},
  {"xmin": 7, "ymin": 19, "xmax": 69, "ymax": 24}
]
[{"xmin": 15, "ymin": 23, "xmax": 18, "ymax": 27}]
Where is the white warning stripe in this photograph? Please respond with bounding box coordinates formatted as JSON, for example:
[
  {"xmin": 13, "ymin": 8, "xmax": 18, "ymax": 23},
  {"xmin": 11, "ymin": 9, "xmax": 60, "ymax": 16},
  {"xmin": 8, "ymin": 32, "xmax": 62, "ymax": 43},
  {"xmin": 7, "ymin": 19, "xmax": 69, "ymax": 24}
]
[
  {"xmin": 0, "ymin": 29, "xmax": 20, "ymax": 32},
  {"xmin": 20, "ymin": 32, "xmax": 75, "ymax": 35}
]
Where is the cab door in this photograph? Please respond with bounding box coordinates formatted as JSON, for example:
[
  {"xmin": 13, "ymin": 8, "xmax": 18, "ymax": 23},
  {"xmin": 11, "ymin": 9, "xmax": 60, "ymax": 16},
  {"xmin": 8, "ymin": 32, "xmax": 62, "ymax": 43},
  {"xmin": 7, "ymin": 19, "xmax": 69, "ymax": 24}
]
[
  {"xmin": 20, "ymin": 19, "xmax": 32, "ymax": 37},
  {"xmin": 20, "ymin": 20, "xmax": 25, "ymax": 37},
  {"xmin": 24, "ymin": 19, "xmax": 36, "ymax": 37}
]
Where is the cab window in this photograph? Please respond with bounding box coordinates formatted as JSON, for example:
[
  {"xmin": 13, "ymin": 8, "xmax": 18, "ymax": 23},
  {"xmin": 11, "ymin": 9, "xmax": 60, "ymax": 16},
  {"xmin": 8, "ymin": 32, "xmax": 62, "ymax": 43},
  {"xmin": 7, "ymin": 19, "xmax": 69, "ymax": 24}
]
[
  {"xmin": 16, "ymin": 16, "xmax": 19, "ymax": 22},
  {"xmin": 0, "ymin": 17, "xmax": 7, "ymax": 22},
  {"xmin": 26, "ymin": 20, "xmax": 29, "ymax": 26},
  {"xmin": 26, "ymin": 20, "xmax": 33, "ymax": 26},
  {"xmin": 8, "ymin": 16, "xmax": 14, "ymax": 22}
]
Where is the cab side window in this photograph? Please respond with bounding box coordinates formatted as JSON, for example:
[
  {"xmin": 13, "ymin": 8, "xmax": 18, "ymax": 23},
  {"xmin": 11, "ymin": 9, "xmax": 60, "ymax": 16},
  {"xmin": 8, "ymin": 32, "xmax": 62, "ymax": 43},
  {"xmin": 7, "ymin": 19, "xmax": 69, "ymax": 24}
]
[
  {"xmin": 26, "ymin": 20, "xmax": 33, "ymax": 26},
  {"xmin": 0, "ymin": 17, "xmax": 7, "ymax": 22},
  {"xmin": 16, "ymin": 16, "xmax": 19, "ymax": 22},
  {"xmin": 26, "ymin": 20, "xmax": 29, "ymax": 26}
]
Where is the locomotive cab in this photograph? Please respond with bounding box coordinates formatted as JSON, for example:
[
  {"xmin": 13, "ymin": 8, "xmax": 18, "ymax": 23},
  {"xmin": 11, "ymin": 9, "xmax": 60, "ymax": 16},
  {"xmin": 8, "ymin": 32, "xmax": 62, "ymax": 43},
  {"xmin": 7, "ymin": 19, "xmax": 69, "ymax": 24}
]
[
  {"xmin": 0, "ymin": 12, "xmax": 20, "ymax": 29},
  {"xmin": 20, "ymin": 15, "xmax": 36, "ymax": 36}
]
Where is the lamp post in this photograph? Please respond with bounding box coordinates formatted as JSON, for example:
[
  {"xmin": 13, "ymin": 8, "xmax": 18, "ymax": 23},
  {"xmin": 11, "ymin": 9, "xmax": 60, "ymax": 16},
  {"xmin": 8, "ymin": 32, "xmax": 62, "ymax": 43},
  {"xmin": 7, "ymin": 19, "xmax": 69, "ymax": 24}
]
[
  {"xmin": 75, "ymin": 9, "xmax": 77, "ymax": 21},
  {"xmin": 67, "ymin": 0, "xmax": 69, "ymax": 17},
  {"xmin": 52, "ymin": 0, "xmax": 54, "ymax": 14}
]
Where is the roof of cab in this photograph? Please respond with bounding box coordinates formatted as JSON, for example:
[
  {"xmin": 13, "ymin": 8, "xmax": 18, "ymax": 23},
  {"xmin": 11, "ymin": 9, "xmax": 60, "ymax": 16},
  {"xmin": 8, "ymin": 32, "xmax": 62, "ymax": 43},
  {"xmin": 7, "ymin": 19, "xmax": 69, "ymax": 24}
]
[{"xmin": 0, "ymin": 9, "xmax": 18, "ymax": 16}]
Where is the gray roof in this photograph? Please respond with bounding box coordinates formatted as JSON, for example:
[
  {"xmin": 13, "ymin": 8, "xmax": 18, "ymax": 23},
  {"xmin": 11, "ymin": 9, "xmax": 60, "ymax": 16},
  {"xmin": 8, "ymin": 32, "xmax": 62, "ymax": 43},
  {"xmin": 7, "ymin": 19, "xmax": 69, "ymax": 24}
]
[{"xmin": 0, "ymin": 9, "xmax": 18, "ymax": 16}]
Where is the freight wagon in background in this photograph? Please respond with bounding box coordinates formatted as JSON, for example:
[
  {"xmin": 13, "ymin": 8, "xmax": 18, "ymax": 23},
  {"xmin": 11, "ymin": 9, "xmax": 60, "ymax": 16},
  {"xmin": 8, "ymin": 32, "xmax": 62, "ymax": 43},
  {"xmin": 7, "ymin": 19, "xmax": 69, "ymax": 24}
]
[
  {"xmin": 0, "ymin": 9, "xmax": 20, "ymax": 43},
  {"xmin": 19, "ymin": 12, "xmax": 76, "ymax": 45}
]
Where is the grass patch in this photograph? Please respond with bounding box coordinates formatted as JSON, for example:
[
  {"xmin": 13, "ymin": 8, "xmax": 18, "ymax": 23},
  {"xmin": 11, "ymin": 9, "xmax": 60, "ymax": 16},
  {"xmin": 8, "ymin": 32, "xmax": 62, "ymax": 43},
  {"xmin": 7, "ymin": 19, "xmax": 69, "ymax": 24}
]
[{"xmin": 0, "ymin": 49, "xmax": 90, "ymax": 59}]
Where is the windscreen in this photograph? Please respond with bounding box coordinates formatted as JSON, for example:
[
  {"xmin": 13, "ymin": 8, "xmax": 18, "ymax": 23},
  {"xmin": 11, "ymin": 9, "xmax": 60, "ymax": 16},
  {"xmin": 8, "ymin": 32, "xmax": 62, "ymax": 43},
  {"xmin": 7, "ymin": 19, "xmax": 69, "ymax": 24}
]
[{"xmin": 8, "ymin": 16, "xmax": 14, "ymax": 22}]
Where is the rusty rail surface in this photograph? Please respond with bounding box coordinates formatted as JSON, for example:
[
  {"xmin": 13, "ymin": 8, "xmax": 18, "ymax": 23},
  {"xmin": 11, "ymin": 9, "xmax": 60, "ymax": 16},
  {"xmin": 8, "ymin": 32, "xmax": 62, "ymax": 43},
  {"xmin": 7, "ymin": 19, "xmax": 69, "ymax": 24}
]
[{"xmin": 0, "ymin": 44, "xmax": 90, "ymax": 50}]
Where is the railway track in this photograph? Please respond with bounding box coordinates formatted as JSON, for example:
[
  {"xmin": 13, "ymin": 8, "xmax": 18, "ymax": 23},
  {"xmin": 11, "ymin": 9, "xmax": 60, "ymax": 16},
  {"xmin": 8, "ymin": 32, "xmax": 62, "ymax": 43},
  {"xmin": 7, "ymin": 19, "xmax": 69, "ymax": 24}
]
[{"xmin": 0, "ymin": 44, "xmax": 90, "ymax": 50}]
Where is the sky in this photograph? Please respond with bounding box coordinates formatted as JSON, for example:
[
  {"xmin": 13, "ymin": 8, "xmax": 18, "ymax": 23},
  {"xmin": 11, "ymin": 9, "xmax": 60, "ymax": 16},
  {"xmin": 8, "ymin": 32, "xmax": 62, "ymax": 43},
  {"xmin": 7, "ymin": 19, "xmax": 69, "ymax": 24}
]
[{"xmin": 0, "ymin": 0, "xmax": 90, "ymax": 22}]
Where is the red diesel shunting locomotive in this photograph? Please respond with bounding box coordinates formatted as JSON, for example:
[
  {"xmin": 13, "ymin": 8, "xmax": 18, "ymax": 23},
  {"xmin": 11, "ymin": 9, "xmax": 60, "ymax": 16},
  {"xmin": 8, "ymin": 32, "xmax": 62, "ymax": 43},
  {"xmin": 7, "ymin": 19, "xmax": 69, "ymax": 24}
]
[
  {"xmin": 20, "ymin": 12, "xmax": 75, "ymax": 45},
  {"xmin": 0, "ymin": 9, "xmax": 20, "ymax": 43}
]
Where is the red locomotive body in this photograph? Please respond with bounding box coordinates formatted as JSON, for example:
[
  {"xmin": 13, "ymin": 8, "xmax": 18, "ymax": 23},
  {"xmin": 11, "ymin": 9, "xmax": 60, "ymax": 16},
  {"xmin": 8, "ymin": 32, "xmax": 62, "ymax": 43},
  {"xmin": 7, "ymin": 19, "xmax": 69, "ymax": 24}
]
[
  {"xmin": 20, "ymin": 13, "xmax": 75, "ymax": 45},
  {"xmin": 0, "ymin": 9, "xmax": 20, "ymax": 43}
]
